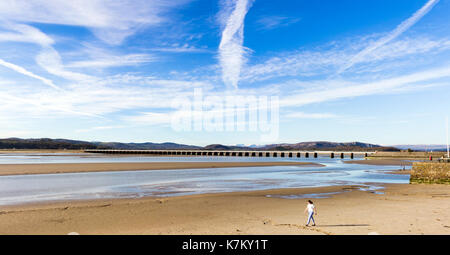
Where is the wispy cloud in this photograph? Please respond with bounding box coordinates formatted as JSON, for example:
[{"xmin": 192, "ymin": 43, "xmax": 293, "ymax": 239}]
[
  {"xmin": 0, "ymin": 0, "xmax": 447, "ymax": 144},
  {"xmin": 149, "ymin": 43, "xmax": 211, "ymax": 53},
  {"xmin": 0, "ymin": 23, "xmax": 54, "ymax": 46},
  {"xmin": 0, "ymin": 0, "xmax": 191, "ymax": 45},
  {"xmin": 256, "ymin": 16, "xmax": 300, "ymax": 30},
  {"xmin": 66, "ymin": 53, "xmax": 155, "ymax": 69},
  {"xmin": 36, "ymin": 47, "xmax": 94, "ymax": 81},
  {"xmin": 0, "ymin": 23, "xmax": 61, "ymax": 89},
  {"xmin": 0, "ymin": 58, "xmax": 60, "ymax": 90},
  {"xmin": 337, "ymin": 0, "xmax": 440, "ymax": 74},
  {"xmin": 281, "ymin": 65, "xmax": 450, "ymax": 108},
  {"xmin": 240, "ymin": 36, "xmax": 450, "ymax": 83},
  {"xmin": 0, "ymin": 87, "xmax": 99, "ymax": 117},
  {"xmin": 218, "ymin": 0, "xmax": 254, "ymax": 89}
]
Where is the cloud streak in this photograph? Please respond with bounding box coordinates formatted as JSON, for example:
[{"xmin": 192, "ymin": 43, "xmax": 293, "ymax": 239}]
[
  {"xmin": 281, "ymin": 65, "xmax": 450, "ymax": 108},
  {"xmin": 218, "ymin": 0, "xmax": 253, "ymax": 89},
  {"xmin": 0, "ymin": 58, "xmax": 61, "ymax": 90},
  {"xmin": 239, "ymin": 36, "xmax": 450, "ymax": 83},
  {"xmin": 338, "ymin": 0, "xmax": 439, "ymax": 74},
  {"xmin": 0, "ymin": 23, "xmax": 62, "ymax": 89},
  {"xmin": 0, "ymin": 0, "xmax": 191, "ymax": 45}
]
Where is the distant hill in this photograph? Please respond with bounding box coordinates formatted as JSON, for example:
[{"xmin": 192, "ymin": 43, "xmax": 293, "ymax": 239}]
[
  {"xmin": 0, "ymin": 138, "xmax": 203, "ymax": 150},
  {"xmin": 203, "ymin": 144, "xmax": 248, "ymax": 151},
  {"xmin": 93, "ymin": 142, "xmax": 201, "ymax": 150},
  {"xmin": 204, "ymin": 141, "xmax": 398, "ymax": 151},
  {"xmin": 0, "ymin": 138, "xmax": 103, "ymax": 150},
  {"xmin": 258, "ymin": 141, "xmax": 399, "ymax": 152},
  {"xmin": 0, "ymin": 138, "xmax": 399, "ymax": 151}
]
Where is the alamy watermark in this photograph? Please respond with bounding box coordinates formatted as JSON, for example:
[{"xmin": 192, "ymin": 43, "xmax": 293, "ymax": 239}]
[{"xmin": 171, "ymin": 88, "xmax": 279, "ymax": 142}]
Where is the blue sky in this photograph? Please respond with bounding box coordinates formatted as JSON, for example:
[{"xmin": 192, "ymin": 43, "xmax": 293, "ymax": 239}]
[{"xmin": 0, "ymin": 0, "xmax": 449, "ymax": 146}]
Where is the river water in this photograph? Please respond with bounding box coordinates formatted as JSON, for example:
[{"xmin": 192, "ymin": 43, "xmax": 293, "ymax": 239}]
[{"xmin": 0, "ymin": 153, "xmax": 410, "ymax": 205}]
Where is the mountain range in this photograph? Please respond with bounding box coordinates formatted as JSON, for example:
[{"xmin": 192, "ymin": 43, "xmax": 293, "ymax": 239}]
[{"xmin": 0, "ymin": 138, "xmax": 400, "ymax": 151}]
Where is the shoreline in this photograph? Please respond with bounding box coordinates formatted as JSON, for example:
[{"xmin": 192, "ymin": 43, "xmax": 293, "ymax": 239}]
[
  {"xmin": 0, "ymin": 161, "xmax": 323, "ymax": 176},
  {"xmin": 1, "ymin": 183, "xmax": 448, "ymax": 235},
  {"xmin": 0, "ymin": 185, "xmax": 362, "ymax": 210}
]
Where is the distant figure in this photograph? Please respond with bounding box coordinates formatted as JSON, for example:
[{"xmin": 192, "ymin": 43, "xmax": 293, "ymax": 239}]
[{"xmin": 304, "ymin": 200, "xmax": 317, "ymax": 226}]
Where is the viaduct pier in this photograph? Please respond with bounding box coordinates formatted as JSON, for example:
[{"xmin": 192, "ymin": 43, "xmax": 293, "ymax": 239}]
[{"xmin": 84, "ymin": 149, "xmax": 373, "ymax": 159}]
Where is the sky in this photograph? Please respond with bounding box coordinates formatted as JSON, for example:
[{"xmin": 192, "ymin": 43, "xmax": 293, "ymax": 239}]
[{"xmin": 0, "ymin": 0, "xmax": 449, "ymax": 146}]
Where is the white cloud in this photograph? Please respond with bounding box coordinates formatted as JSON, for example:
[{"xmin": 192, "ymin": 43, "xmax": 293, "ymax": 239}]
[
  {"xmin": 148, "ymin": 45, "xmax": 211, "ymax": 53},
  {"xmin": 0, "ymin": 23, "xmax": 54, "ymax": 46},
  {"xmin": 0, "ymin": 87, "xmax": 99, "ymax": 117},
  {"xmin": 66, "ymin": 54, "xmax": 155, "ymax": 69},
  {"xmin": 0, "ymin": 23, "xmax": 62, "ymax": 89},
  {"xmin": 36, "ymin": 47, "xmax": 94, "ymax": 81},
  {"xmin": 240, "ymin": 36, "xmax": 450, "ymax": 83},
  {"xmin": 0, "ymin": 58, "xmax": 61, "ymax": 90},
  {"xmin": 0, "ymin": 23, "xmax": 154, "ymax": 83},
  {"xmin": 0, "ymin": 0, "xmax": 447, "ymax": 141},
  {"xmin": 0, "ymin": 0, "xmax": 190, "ymax": 45},
  {"xmin": 338, "ymin": 0, "xmax": 440, "ymax": 74},
  {"xmin": 218, "ymin": 0, "xmax": 254, "ymax": 89},
  {"xmin": 280, "ymin": 65, "xmax": 450, "ymax": 108}
]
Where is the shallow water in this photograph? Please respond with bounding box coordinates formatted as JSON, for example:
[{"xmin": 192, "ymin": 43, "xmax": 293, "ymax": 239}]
[
  {"xmin": 0, "ymin": 154, "xmax": 410, "ymax": 206},
  {"xmin": 0, "ymin": 153, "xmax": 362, "ymax": 164}
]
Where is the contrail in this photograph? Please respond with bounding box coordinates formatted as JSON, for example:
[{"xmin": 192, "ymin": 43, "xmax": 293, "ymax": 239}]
[
  {"xmin": 0, "ymin": 23, "xmax": 61, "ymax": 90},
  {"xmin": 0, "ymin": 58, "xmax": 61, "ymax": 90},
  {"xmin": 218, "ymin": 0, "xmax": 253, "ymax": 89},
  {"xmin": 338, "ymin": 0, "xmax": 439, "ymax": 74}
]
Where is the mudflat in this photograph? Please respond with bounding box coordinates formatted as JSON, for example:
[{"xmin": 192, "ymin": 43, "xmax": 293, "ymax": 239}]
[
  {"xmin": 0, "ymin": 161, "xmax": 322, "ymax": 176},
  {"xmin": 0, "ymin": 184, "xmax": 448, "ymax": 235}
]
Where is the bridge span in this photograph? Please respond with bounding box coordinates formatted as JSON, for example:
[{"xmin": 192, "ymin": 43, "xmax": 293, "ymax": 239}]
[{"xmin": 84, "ymin": 149, "xmax": 373, "ymax": 159}]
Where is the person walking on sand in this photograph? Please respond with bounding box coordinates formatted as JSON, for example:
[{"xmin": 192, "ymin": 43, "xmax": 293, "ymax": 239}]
[{"xmin": 304, "ymin": 200, "xmax": 317, "ymax": 226}]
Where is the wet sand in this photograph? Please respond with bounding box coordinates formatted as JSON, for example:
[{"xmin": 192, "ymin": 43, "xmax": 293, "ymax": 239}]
[
  {"xmin": 0, "ymin": 161, "xmax": 322, "ymax": 176},
  {"xmin": 0, "ymin": 183, "xmax": 448, "ymax": 235},
  {"xmin": 344, "ymin": 159, "xmax": 416, "ymax": 166}
]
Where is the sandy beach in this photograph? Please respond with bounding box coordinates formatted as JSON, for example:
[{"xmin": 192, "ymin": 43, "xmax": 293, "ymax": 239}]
[
  {"xmin": 0, "ymin": 183, "xmax": 448, "ymax": 235},
  {"xmin": 0, "ymin": 161, "xmax": 322, "ymax": 176}
]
